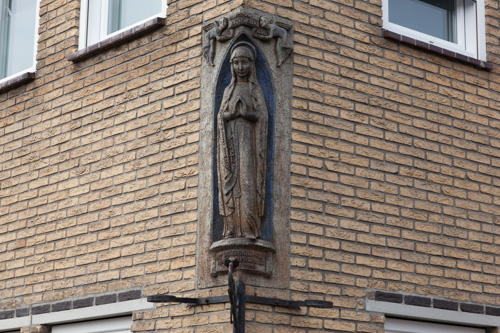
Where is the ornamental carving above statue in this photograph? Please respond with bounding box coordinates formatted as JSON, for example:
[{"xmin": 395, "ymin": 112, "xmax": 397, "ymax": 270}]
[
  {"xmin": 202, "ymin": 12, "xmax": 293, "ymax": 69},
  {"xmin": 198, "ymin": 8, "xmax": 293, "ymax": 288}
]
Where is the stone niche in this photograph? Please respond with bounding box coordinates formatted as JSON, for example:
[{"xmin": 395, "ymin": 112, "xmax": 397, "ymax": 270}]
[{"xmin": 197, "ymin": 8, "xmax": 293, "ymax": 289}]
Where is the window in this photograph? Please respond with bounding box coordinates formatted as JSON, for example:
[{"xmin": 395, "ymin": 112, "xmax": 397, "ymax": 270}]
[
  {"xmin": 52, "ymin": 317, "xmax": 132, "ymax": 333},
  {"xmin": 386, "ymin": 318, "xmax": 484, "ymax": 333},
  {"xmin": 382, "ymin": 0, "xmax": 486, "ymax": 60},
  {"xmin": 0, "ymin": 0, "xmax": 39, "ymax": 83},
  {"xmin": 79, "ymin": 0, "xmax": 166, "ymax": 48}
]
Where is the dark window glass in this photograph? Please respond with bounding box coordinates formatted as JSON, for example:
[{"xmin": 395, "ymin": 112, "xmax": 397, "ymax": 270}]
[{"xmin": 389, "ymin": 0, "xmax": 457, "ymax": 42}]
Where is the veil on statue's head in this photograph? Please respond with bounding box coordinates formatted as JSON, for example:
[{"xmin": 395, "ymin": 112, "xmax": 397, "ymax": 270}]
[{"xmin": 230, "ymin": 41, "xmax": 257, "ymax": 62}]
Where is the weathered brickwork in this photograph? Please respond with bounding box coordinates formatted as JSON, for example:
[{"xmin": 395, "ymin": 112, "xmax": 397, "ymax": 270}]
[{"xmin": 1, "ymin": 0, "xmax": 500, "ymax": 332}]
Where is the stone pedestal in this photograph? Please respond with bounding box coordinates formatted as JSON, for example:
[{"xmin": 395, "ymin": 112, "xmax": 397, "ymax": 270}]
[{"xmin": 210, "ymin": 239, "xmax": 275, "ymax": 277}]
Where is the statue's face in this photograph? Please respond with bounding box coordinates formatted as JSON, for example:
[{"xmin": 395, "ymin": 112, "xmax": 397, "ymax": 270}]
[
  {"xmin": 260, "ymin": 17, "xmax": 269, "ymax": 28},
  {"xmin": 232, "ymin": 56, "xmax": 251, "ymax": 79},
  {"xmin": 218, "ymin": 18, "xmax": 227, "ymax": 30}
]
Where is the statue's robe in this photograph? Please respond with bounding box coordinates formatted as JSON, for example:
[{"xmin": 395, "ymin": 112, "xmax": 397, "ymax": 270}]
[{"xmin": 217, "ymin": 72, "xmax": 267, "ymax": 239}]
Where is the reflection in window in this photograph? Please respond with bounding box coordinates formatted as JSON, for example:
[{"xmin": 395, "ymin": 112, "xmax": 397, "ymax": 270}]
[
  {"xmin": 81, "ymin": 0, "xmax": 165, "ymax": 48},
  {"xmin": 0, "ymin": 0, "xmax": 37, "ymax": 80},
  {"xmin": 107, "ymin": 0, "xmax": 163, "ymax": 35},
  {"xmin": 389, "ymin": 0, "xmax": 456, "ymax": 42}
]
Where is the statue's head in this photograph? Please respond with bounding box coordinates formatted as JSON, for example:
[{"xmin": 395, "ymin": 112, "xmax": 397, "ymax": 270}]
[
  {"xmin": 217, "ymin": 18, "xmax": 228, "ymax": 31},
  {"xmin": 259, "ymin": 17, "xmax": 270, "ymax": 29},
  {"xmin": 230, "ymin": 43, "xmax": 256, "ymax": 81}
]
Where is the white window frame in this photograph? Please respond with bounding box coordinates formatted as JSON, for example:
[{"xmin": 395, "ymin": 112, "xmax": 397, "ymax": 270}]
[
  {"xmin": 78, "ymin": 0, "xmax": 167, "ymax": 49},
  {"xmin": 386, "ymin": 318, "xmax": 485, "ymax": 333},
  {"xmin": 0, "ymin": 0, "xmax": 40, "ymax": 85},
  {"xmin": 0, "ymin": 298, "xmax": 153, "ymax": 332},
  {"xmin": 51, "ymin": 316, "xmax": 132, "ymax": 333},
  {"xmin": 382, "ymin": 0, "xmax": 486, "ymax": 61},
  {"xmin": 367, "ymin": 299, "xmax": 500, "ymax": 327}
]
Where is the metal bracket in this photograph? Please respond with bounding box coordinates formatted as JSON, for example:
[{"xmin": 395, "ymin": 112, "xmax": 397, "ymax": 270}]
[{"xmin": 147, "ymin": 257, "xmax": 333, "ymax": 333}]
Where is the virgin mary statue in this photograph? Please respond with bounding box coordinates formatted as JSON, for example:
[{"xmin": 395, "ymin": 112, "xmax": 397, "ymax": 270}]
[{"xmin": 216, "ymin": 42, "xmax": 268, "ymax": 240}]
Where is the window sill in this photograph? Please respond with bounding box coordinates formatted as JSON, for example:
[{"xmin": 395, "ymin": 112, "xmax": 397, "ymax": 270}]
[
  {"xmin": 0, "ymin": 72, "xmax": 36, "ymax": 94},
  {"xmin": 68, "ymin": 17, "xmax": 166, "ymax": 62},
  {"xmin": 383, "ymin": 30, "xmax": 493, "ymax": 71}
]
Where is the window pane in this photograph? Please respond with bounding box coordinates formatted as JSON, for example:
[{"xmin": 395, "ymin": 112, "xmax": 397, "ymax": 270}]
[
  {"xmin": 389, "ymin": 0, "xmax": 457, "ymax": 42},
  {"xmin": 0, "ymin": 0, "xmax": 37, "ymax": 79},
  {"xmin": 107, "ymin": 0, "xmax": 162, "ymax": 34}
]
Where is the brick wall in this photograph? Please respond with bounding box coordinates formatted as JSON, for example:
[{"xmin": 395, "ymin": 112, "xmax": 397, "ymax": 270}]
[
  {"xmin": 1, "ymin": 0, "xmax": 500, "ymax": 332},
  {"xmin": 1, "ymin": 0, "xmax": 204, "ymax": 322},
  {"xmin": 244, "ymin": 0, "xmax": 500, "ymax": 331}
]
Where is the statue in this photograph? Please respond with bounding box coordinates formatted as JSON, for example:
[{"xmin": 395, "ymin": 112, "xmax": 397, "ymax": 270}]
[
  {"xmin": 256, "ymin": 17, "xmax": 293, "ymax": 67},
  {"xmin": 203, "ymin": 18, "xmax": 229, "ymax": 66},
  {"xmin": 216, "ymin": 42, "xmax": 268, "ymax": 240}
]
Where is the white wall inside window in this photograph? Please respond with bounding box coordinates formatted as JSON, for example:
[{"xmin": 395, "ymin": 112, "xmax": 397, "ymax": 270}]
[
  {"xmin": 51, "ymin": 317, "xmax": 132, "ymax": 333},
  {"xmin": 386, "ymin": 318, "xmax": 485, "ymax": 333}
]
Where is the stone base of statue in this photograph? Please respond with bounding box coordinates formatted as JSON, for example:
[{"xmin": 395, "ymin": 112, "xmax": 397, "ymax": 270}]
[{"xmin": 210, "ymin": 238, "xmax": 276, "ymax": 277}]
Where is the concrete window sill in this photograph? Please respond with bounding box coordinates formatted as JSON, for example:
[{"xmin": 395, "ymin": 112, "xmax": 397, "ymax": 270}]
[{"xmin": 0, "ymin": 72, "xmax": 36, "ymax": 94}]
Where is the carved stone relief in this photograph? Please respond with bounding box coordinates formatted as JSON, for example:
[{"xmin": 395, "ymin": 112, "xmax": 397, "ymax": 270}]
[
  {"xmin": 198, "ymin": 8, "xmax": 293, "ymax": 288},
  {"xmin": 202, "ymin": 18, "xmax": 230, "ymax": 66},
  {"xmin": 203, "ymin": 12, "xmax": 293, "ymax": 68}
]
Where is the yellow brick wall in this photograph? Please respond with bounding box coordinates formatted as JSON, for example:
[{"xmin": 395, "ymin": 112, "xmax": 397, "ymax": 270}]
[
  {"xmin": 1, "ymin": 0, "xmax": 500, "ymax": 332},
  {"xmin": 1, "ymin": 0, "xmax": 203, "ymax": 311}
]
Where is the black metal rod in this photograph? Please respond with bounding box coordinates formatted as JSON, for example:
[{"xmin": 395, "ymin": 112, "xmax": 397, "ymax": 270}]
[
  {"xmin": 147, "ymin": 295, "xmax": 230, "ymax": 305},
  {"xmin": 245, "ymin": 295, "xmax": 333, "ymax": 309},
  {"xmin": 236, "ymin": 280, "xmax": 246, "ymax": 333},
  {"xmin": 147, "ymin": 294, "xmax": 333, "ymax": 309}
]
